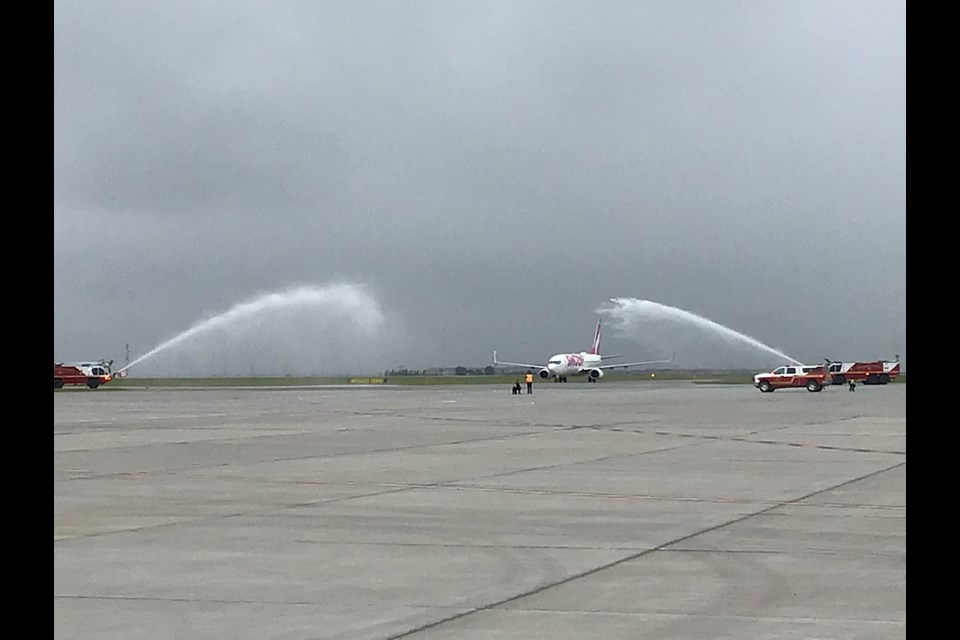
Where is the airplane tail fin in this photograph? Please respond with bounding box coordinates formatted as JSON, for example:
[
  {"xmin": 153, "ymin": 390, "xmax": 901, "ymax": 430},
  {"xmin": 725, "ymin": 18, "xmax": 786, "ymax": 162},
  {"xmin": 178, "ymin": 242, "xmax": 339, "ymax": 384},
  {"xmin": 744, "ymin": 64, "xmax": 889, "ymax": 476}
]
[{"xmin": 589, "ymin": 320, "xmax": 602, "ymax": 355}]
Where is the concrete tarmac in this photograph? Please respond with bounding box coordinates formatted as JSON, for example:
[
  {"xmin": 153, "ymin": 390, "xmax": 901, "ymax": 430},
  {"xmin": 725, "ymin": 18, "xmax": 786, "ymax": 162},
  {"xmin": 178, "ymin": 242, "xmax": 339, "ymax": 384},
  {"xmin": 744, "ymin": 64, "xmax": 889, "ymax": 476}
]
[{"xmin": 54, "ymin": 381, "xmax": 906, "ymax": 639}]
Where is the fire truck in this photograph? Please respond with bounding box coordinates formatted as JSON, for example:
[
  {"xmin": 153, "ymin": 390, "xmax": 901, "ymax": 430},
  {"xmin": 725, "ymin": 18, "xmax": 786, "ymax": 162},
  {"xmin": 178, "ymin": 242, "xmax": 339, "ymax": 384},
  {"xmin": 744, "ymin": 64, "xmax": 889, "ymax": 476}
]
[
  {"xmin": 825, "ymin": 359, "xmax": 901, "ymax": 385},
  {"xmin": 753, "ymin": 363, "xmax": 832, "ymax": 393},
  {"xmin": 54, "ymin": 360, "xmax": 116, "ymax": 389}
]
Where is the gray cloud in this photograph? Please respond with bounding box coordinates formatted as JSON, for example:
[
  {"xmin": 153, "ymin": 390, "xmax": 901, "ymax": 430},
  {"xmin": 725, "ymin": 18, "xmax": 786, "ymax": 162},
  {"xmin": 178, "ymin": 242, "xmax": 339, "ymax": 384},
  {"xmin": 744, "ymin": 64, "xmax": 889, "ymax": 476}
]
[{"xmin": 55, "ymin": 0, "xmax": 906, "ymax": 374}]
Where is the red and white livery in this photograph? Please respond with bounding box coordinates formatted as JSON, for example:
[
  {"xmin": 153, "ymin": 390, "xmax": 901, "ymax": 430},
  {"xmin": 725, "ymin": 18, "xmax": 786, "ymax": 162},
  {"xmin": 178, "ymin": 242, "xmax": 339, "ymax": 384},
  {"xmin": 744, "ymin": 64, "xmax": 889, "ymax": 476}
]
[
  {"xmin": 826, "ymin": 360, "xmax": 901, "ymax": 385},
  {"xmin": 54, "ymin": 360, "xmax": 116, "ymax": 390},
  {"xmin": 753, "ymin": 364, "xmax": 832, "ymax": 393}
]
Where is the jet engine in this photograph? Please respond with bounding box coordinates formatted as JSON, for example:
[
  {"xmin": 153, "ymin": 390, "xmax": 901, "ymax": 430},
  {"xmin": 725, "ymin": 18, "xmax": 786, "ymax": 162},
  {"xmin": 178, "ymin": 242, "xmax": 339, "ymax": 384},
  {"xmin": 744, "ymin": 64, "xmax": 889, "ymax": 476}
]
[
  {"xmin": 588, "ymin": 368, "xmax": 604, "ymax": 380},
  {"xmin": 538, "ymin": 368, "xmax": 552, "ymax": 379}
]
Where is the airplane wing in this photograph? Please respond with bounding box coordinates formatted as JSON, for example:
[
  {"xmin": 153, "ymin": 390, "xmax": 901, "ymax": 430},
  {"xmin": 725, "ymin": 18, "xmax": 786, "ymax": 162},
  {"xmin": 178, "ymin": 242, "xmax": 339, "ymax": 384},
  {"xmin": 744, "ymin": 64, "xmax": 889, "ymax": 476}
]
[
  {"xmin": 599, "ymin": 353, "xmax": 674, "ymax": 371},
  {"xmin": 493, "ymin": 351, "xmax": 544, "ymax": 370},
  {"xmin": 598, "ymin": 359, "xmax": 672, "ymax": 371}
]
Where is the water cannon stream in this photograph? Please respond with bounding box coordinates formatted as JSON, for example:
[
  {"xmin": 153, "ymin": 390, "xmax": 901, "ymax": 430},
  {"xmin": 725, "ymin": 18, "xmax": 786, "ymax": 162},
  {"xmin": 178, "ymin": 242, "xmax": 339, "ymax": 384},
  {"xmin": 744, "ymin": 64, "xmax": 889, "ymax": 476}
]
[
  {"xmin": 598, "ymin": 298, "xmax": 803, "ymax": 366},
  {"xmin": 115, "ymin": 283, "xmax": 384, "ymax": 376}
]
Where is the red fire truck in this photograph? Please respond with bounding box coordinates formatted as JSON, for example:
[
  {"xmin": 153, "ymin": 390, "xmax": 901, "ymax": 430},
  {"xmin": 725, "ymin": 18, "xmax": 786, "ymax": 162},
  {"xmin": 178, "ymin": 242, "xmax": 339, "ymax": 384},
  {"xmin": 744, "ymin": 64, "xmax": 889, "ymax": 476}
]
[
  {"xmin": 826, "ymin": 360, "xmax": 901, "ymax": 386},
  {"xmin": 54, "ymin": 360, "xmax": 115, "ymax": 389}
]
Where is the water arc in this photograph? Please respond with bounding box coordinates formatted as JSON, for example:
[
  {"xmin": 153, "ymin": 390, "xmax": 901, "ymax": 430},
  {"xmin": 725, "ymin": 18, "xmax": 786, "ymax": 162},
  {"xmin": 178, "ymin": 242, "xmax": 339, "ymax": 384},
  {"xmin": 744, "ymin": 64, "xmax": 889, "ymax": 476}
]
[
  {"xmin": 597, "ymin": 298, "xmax": 802, "ymax": 366},
  {"xmin": 119, "ymin": 283, "xmax": 384, "ymax": 375}
]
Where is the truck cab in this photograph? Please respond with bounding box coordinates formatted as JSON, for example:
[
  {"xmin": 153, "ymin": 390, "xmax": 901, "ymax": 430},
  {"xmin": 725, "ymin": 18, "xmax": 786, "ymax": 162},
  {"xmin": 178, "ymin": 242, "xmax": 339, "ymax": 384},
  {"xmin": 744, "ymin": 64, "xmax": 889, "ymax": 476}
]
[{"xmin": 754, "ymin": 364, "xmax": 831, "ymax": 393}]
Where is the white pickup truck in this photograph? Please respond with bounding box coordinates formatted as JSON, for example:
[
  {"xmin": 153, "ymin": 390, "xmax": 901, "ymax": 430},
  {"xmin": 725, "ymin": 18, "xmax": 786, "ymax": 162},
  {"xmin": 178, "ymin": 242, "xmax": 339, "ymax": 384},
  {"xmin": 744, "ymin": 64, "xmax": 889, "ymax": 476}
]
[{"xmin": 753, "ymin": 364, "xmax": 832, "ymax": 393}]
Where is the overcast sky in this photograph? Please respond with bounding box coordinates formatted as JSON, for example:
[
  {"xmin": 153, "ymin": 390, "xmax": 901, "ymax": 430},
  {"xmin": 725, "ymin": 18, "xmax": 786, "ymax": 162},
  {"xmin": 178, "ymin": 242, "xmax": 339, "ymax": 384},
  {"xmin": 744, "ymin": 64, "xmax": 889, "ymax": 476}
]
[{"xmin": 54, "ymin": 1, "xmax": 906, "ymax": 376}]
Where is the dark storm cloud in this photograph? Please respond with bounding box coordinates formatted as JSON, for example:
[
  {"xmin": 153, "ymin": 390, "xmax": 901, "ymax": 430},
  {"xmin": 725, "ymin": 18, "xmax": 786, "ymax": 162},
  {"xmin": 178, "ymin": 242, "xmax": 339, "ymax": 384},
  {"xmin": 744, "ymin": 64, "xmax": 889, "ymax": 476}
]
[{"xmin": 55, "ymin": 1, "xmax": 906, "ymax": 374}]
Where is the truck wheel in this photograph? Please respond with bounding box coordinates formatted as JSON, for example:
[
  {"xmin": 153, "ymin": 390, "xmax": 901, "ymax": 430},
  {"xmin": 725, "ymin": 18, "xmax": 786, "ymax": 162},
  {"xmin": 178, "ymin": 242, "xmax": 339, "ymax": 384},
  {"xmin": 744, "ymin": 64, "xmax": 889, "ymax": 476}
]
[
  {"xmin": 758, "ymin": 381, "xmax": 773, "ymax": 393},
  {"xmin": 806, "ymin": 380, "xmax": 822, "ymax": 392},
  {"xmin": 54, "ymin": 379, "xmax": 63, "ymax": 390},
  {"xmin": 832, "ymin": 375, "xmax": 845, "ymax": 386},
  {"xmin": 86, "ymin": 378, "xmax": 100, "ymax": 389},
  {"xmin": 879, "ymin": 374, "xmax": 890, "ymax": 384}
]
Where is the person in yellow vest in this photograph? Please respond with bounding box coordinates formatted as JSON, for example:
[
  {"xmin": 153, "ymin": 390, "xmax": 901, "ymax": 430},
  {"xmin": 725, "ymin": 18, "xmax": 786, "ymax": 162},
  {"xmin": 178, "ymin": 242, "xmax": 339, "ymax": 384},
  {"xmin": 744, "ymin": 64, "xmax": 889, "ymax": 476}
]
[{"xmin": 525, "ymin": 370, "xmax": 534, "ymax": 394}]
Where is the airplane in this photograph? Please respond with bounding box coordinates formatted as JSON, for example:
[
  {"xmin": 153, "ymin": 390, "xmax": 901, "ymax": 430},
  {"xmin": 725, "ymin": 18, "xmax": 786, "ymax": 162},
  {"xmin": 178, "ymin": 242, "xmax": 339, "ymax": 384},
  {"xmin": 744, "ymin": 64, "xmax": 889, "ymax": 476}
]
[{"xmin": 493, "ymin": 320, "xmax": 672, "ymax": 383}]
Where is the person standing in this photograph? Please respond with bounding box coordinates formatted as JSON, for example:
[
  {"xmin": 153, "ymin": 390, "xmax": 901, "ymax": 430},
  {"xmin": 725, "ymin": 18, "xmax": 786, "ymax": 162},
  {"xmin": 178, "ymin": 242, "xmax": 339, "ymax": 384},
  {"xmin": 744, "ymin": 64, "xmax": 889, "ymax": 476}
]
[{"xmin": 525, "ymin": 370, "xmax": 534, "ymax": 394}]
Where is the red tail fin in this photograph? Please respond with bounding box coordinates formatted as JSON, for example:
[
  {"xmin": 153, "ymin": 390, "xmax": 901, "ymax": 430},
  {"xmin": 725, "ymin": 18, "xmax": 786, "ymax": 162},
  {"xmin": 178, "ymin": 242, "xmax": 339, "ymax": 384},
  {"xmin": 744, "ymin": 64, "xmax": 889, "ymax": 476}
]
[{"xmin": 589, "ymin": 320, "xmax": 602, "ymax": 355}]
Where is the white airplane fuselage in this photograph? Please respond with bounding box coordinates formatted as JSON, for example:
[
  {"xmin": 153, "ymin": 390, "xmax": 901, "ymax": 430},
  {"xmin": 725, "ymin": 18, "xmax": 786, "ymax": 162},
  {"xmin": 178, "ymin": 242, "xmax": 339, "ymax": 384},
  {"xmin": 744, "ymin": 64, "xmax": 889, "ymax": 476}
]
[{"xmin": 543, "ymin": 352, "xmax": 603, "ymax": 379}]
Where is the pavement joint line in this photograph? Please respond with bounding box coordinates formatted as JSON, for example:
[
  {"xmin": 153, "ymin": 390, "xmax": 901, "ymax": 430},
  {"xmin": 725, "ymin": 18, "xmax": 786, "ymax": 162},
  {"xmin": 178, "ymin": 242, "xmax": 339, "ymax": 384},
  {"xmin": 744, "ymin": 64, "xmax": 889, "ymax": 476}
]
[
  {"xmin": 53, "ymin": 439, "xmax": 714, "ymax": 542},
  {"xmin": 381, "ymin": 460, "xmax": 906, "ymax": 639}
]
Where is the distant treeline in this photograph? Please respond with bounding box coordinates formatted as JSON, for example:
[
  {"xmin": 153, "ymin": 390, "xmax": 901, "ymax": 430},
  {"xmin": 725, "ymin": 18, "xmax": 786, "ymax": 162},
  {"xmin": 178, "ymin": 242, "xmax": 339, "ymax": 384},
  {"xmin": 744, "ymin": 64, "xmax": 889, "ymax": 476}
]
[{"xmin": 386, "ymin": 366, "xmax": 498, "ymax": 376}]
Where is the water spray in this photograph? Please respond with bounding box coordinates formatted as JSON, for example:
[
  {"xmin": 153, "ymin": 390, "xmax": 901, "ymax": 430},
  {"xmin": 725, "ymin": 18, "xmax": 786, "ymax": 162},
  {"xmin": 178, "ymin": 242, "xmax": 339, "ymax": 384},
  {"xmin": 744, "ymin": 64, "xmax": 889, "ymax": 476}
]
[
  {"xmin": 117, "ymin": 283, "xmax": 385, "ymax": 375},
  {"xmin": 597, "ymin": 298, "xmax": 803, "ymax": 366}
]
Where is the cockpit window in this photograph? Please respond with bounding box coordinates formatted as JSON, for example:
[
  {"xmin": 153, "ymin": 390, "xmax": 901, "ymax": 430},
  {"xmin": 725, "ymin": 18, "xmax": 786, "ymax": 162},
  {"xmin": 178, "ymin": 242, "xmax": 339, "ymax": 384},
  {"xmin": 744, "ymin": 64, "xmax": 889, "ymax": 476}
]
[{"xmin": 548, "ymin": 359, "xmax": 562, "ymax": 365}]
